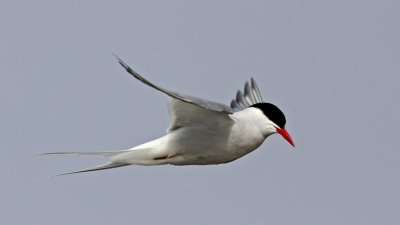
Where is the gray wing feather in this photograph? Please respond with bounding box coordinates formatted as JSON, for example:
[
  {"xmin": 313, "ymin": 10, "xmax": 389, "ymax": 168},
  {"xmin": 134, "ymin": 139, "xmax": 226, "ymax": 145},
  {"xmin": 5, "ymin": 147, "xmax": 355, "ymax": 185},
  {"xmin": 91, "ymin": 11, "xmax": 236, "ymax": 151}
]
[
  {"xmin": 244, "ymin": 81, "xmax": 255, "ymax": 103},
  {"xmin": 114, "ymin": 54, "xmax": 234, "ymax": 114},
  {"xmin": 251, "ymin": 78, "xmax": 263, "ymax": 103},
  {"xmin": 114, "ymin": 55, "xmax": 264, "ymax": 113},
  {"xmin": 230, "ymin": 77, "xmax": 264, "ymax": 111}
]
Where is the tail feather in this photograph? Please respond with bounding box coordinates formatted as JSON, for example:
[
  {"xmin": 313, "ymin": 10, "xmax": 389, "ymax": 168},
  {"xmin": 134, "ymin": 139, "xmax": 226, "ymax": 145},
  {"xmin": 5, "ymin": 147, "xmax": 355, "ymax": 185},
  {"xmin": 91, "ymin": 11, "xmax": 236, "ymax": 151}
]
[
  {"xmin": 39, "ymin": 150, "xmax": 128, "ymax": 157},
  {"xmin": 40, "ymin": 150, "xmax": 131, "ymax": 177},
  {"xmin": 40, "ymin": 139, "xmax": 170, "ymax": 177},
  {"xmin": 49, "ymin": 162, "xmax": 130, "ymax": 177}
]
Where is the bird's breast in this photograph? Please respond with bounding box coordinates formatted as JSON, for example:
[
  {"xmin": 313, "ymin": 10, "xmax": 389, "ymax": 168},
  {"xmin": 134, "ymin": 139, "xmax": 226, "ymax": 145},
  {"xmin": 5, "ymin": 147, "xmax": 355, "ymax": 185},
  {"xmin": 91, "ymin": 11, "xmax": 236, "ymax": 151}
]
[{"xmin": 167, "ymin": 121, "xmax": 265, "ymax": 165}]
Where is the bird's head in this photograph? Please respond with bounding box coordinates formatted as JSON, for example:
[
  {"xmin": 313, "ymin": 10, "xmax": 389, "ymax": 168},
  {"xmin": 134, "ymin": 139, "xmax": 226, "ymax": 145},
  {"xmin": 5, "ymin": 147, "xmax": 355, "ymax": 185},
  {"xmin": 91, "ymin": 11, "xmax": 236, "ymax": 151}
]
[{"xmin": 251, "ymin": 103, "xmax": 295, "ymax": 147}]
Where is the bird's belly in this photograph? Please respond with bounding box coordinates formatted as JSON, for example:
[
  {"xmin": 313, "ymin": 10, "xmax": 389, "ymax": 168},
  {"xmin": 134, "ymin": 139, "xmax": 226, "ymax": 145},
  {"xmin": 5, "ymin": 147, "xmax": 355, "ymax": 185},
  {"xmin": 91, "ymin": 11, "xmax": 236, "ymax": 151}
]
[{"xmin": 166, "ymin": 126, "xmax": 264, "ymax": 165}]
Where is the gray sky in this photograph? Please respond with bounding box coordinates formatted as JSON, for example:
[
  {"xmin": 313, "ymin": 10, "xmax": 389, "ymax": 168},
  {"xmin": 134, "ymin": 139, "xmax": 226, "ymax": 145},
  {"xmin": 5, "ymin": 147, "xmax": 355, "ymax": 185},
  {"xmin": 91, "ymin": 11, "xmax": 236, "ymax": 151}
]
[{"xmin": 1, "ymin": 0, "xmax": 399, "ymax": 224}]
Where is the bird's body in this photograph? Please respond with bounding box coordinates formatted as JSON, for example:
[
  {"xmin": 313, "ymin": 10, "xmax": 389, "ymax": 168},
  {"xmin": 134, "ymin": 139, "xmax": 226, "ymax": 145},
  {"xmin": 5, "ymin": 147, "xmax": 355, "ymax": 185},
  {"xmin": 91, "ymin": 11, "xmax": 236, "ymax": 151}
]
[
  {"xmin": 44, "ymin": 56, "xmax": 294, "ymax": 175},
  {"xmin": 114, "ymin": 106, "xmax": 268, "ymax": 166}
]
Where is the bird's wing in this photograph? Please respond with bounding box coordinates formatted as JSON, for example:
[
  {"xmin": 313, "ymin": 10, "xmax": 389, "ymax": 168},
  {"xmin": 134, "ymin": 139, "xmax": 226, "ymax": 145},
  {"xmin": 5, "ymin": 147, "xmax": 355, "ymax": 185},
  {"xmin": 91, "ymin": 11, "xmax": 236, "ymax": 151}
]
[
  {"xmin": 115, "ymin": 55, "xmax": 234, "ymax": 114},
  {"xmin": 115, "ymin": 55, "xmax": 263, "ymax": 131},
  {"xmin": 166, "ymin": 97, "xmax": 233, "ymax": 132},
  {"xmin": 166, "ymin": 78, "xmax": 265, "ymax": 131},
  {"xmin": 230, "ymin": 78, "xmax": 264, "ymax": 111}
]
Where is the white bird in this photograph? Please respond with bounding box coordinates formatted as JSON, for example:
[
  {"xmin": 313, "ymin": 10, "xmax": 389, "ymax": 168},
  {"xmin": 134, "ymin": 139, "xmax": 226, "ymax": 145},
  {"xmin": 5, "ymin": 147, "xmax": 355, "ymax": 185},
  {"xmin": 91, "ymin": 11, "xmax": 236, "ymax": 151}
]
[{"xmin": 44, "ymin": 56, "xmax": 295, "ymax": 175}]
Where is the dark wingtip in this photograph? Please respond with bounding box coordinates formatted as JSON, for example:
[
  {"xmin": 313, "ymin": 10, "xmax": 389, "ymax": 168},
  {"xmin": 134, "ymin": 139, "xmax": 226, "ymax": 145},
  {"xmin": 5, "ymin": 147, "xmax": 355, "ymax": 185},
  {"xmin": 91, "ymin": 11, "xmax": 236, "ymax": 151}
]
[{"xmin": 112, "ymin": 53, "xmax": 131, "ymax": 72}]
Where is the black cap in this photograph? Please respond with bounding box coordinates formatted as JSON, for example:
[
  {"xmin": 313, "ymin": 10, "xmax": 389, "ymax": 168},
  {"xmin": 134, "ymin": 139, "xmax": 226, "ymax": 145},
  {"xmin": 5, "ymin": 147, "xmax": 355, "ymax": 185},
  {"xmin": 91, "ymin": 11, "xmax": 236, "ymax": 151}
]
[{"xmin": 251, "ymin": 103, "xmax": 286, "ymax": 128}]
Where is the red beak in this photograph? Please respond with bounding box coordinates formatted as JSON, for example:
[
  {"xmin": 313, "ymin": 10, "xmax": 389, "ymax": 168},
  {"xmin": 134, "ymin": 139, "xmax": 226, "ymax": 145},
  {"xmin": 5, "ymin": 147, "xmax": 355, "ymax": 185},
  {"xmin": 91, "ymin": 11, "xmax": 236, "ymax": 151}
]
[{"xmin": 276, "ymin": 127, "xmax": 295, "ymax": 147}]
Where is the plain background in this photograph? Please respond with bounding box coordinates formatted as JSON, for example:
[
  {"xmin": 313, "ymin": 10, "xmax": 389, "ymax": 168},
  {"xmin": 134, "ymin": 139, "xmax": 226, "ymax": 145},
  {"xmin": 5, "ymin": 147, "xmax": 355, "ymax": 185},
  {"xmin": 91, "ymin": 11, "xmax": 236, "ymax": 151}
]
[{"xmin": 1, "ymin": 1, "xmax": 399, "ymax": 225}]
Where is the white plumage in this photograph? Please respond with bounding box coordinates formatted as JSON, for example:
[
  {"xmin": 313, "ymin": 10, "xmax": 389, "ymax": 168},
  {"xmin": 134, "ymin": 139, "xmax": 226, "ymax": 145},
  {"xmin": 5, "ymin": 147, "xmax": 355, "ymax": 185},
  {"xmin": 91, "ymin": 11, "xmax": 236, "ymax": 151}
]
[{"xmin": 43, "ymin": 56, "xmax": 294, "ymax": 176}]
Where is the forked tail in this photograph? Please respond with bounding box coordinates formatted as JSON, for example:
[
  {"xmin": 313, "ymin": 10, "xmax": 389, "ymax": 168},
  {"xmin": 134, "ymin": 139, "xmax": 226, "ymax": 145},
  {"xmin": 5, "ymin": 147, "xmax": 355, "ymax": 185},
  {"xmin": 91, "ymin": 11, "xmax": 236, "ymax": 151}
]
[
  {"xmin": 41, "ymin": 144, "xmax": 171, "ymax": 177},
  {"xmin": 40, "ymin": 150, "xmax": 131, "ymax": 177}
]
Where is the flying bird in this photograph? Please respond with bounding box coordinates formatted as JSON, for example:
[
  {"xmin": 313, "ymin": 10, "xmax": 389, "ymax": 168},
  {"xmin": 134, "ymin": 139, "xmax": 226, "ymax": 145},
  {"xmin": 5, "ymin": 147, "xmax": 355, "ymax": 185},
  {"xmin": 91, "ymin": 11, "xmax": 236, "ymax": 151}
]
[{"xmin": 44, "ymin": 56, "xmax": 295, "ymax": 175}]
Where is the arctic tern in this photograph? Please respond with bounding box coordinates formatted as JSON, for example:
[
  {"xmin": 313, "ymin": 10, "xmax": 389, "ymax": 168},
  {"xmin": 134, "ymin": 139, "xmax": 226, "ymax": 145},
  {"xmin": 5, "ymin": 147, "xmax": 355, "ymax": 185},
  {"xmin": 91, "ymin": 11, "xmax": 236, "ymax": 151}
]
[{"xmin": 44, "ymin": 56, "xmax": 295, "ymax": 175}]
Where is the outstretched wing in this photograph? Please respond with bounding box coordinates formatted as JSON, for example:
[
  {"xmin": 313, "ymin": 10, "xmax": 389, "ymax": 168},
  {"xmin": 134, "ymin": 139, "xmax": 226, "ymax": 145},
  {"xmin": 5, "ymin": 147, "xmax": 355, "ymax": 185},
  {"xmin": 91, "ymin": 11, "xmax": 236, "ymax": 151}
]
[
  {"xmin": 230, "ymin": 78, "xmax": 264, "ymax": 111},
  {"xmin": 114, "ymin": 55, "xmax": 264, "ymax": 131},
  {"xmin": 115, "ymin": 55, "xmax": 234, "ymax": 114}
]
